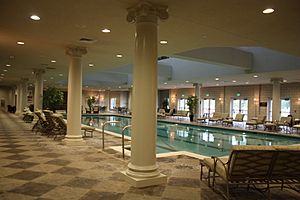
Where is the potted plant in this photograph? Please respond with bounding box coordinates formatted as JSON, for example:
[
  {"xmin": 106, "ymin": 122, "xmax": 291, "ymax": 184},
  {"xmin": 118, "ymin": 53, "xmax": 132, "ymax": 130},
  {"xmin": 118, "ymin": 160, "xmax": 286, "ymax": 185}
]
[
  {"xmin": 43, "ymin": 87, "xmax": 64, "ymax": 112},
  {"xmin": 87, "ymin": 96, "xmax": 96, "ymax": 112},
  {"xmin": 187, "ymin": 95, "xmax": 198, "ymax": 122}
]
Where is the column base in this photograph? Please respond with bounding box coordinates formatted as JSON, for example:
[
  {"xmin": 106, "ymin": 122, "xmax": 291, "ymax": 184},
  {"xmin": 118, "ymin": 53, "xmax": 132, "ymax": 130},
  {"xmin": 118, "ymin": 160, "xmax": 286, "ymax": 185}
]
[
  {"xmin": 62, "ymin": 135, "xmax": 85, "ymax": 145},
  {"xmin": 120, "ymin": 171, "xmax": 167, "ymax": 188}
]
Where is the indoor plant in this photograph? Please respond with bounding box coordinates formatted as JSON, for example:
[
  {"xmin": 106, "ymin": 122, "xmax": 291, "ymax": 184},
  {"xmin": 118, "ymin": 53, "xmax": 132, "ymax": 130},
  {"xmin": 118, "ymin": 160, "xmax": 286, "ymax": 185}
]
[
  {"xmin": 187, "ymin": 95, "xmax": 198, "ymax": 122},
  {"xmin": 43, "ymin": 87, "xmax": 64, "ymax": 112},
  {"xmin": 87, "ymin": 96, "xmax": 96, "ymax": 111}
]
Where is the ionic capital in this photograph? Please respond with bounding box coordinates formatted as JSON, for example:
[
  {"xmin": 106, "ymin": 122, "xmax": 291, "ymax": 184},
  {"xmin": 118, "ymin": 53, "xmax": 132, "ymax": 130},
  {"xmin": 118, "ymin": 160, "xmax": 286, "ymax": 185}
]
[
  {"xmin": 270, "ymin": 77, "xmax": 283, "ymax": 84},
  {"xmin": 65, "ymin": 45, "xmax": 87, "ymax": 57},
  {"xmin": 127, "ymin": 1, "xmax": 168, "ymax": 24}
]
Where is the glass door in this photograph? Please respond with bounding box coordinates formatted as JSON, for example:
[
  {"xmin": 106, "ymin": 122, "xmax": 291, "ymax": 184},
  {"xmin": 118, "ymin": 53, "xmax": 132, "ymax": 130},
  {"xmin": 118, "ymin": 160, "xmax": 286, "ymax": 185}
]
[
  {"xmin": 231, "ymin": 99, "xmax": 248, "ymax": 120},
  {"xmin": 202, "ymin": 98, "xmax": 215, "ymax": 117}
]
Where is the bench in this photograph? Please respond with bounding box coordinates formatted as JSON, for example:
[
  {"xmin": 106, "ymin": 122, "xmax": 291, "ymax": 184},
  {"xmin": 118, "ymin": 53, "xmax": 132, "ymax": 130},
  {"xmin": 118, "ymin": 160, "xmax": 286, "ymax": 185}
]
[{"xmin": 200, "ymin": 145, "xmax": 300, "ymax": 199}]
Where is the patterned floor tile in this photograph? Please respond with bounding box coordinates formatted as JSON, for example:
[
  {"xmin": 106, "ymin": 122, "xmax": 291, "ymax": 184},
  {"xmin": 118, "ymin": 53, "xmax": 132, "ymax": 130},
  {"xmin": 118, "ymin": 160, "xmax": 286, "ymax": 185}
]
[
  {"xmin": 38, "ymin": 152, "xmax": 64, "ymax": 158},
  {"xmin": 41, "ymin": 186, "xmax": 89, "ymax": 200},
  {"xmin": 6, "ymin": 170, "xmax": 47, "ymax": 181},
  {"xmin": 27, "ymin": 163, "xmax": 62, "ymax": 173},
  {"xmin": 4, "ymin": 154, "xmax": 32, "ymax": 161},
  {"xmin": 4, "ymin": 161, "xmax": 39, "ymax": 169},
  {"xmin": 167, "ymin": 177, "xmax": 200, "ymax": 188},
  {"xmin": 80, "ymin": 190, "xmax": 124, "ymax": 200},
  {"xmin": 9, "ymin": 182, "xmax": 56, "ymax": 197},
  {"xmin": 0, "ymin": 177, "xmax": 27, "ymax": 192},
  {"xmin": 2, "ymin": 149, "xmax": 28, "ymax": 154},
  {"xmin": 0, "ymin": 167, "xmax": 23, "ymax": 178},
  {"xmin": 162, "ymin": 186, "xmax": 201, "ymax": 200},
  {"xmin": 45, "ymin": 159, "xmax": 71, "ymax": 166},
  {"xmin": 0, "ymin": 192, "xmax": 36, "ymax": 200},
  {"xmin": 33, "ymin": 173, "xmax": 74, "ymax": 186},
  {"xmin": 127, "ymin": 185, "xmax": 166, "ymax": 197},
  {"xmin": 52, "ymin": 166, "xmax": 83, "ymax": 176},
  {"xmin": 63, "ymin": 177, "xmax": 99, "ymax": 189}
]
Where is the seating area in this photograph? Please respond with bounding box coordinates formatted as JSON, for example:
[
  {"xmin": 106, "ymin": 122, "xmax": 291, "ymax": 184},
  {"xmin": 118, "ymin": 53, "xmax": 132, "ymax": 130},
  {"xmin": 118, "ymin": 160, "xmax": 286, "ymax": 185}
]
[
  {"xmin": 32, "ymin": 110, "xmax": 95, "ymax": 140},
  {"xmin": 201, "ymin": 145, "xmax": 300, "ymax": 199}
]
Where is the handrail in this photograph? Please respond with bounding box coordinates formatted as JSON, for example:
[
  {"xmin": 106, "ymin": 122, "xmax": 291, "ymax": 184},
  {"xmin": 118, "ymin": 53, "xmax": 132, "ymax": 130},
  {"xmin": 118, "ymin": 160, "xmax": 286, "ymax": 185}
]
[
  {"xmin": 101, "ymin": 120, "xmax": 121, "ymax": 150},
  {"xmin": 121, "ymin": 125, "xmax": 132, "ymax": 159}
]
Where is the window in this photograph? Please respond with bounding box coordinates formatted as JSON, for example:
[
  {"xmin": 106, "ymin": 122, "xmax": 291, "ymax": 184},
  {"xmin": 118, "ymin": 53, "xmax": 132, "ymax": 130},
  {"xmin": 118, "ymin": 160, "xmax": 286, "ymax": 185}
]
[
  {"xmin": 268, "ymin": 98, "xmax": 291, "ymax": 120},
  {"xmin": 231, "ymin": 98, "xmax": 248, "ymax": 120},
  {"xmin": 281, "ymin": 99, "xmax": 291, "ymax": 117},
  {"xmin": 177, "ymin": 99, "xmax": 188, "ymax": 111},
  {"xmin": 110, "ymin": 98, "xmax": 117, "ymax": 109},
  {"xmin": 202, "ymin": 98, "xmax": 215, "ymax": 117}
]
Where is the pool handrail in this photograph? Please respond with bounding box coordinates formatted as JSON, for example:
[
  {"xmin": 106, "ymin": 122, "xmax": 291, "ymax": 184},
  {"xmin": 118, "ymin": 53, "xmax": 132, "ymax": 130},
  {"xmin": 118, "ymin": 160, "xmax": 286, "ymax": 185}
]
[
  {"xmin": 102, "ymin": 120, "xmax": 121, "ymax": 150},
  {"xmin": 121, "ymin": 125, "xmax": 132, "ymax": 159}
]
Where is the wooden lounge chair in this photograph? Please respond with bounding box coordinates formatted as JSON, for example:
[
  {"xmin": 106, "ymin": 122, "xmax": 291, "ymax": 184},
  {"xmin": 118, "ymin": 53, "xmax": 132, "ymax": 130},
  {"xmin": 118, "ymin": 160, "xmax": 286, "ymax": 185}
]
[
  {"xmin": 93, "ymin": 106, "xmax": 99, "ymax": 114},
  {"xmin": 246, "ymin": 115, "xmax": 266, "ymax": 129},
  {"xmin": 209, "ymin": 112, "xmax": 222, "ymax": 124}
]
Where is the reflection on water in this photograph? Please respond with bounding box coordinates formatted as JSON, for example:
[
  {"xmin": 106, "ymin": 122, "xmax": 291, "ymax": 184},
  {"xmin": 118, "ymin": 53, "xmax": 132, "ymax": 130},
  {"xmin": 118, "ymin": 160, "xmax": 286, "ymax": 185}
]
[{"xmin": 82, "ymin": 115, "xmax": 300, "ymax": 157}]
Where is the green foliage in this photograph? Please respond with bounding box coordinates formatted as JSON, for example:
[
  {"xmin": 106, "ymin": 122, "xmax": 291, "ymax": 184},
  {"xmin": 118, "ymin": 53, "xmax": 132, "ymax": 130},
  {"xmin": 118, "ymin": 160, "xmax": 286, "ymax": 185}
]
[
  {"xmin": 87, "ymin": 96, "xmax": 96, "ymax": 109},
  {"xmin": 186, "ymin": 95, "xmax": 198, "ymax": 115},
  {"xmin": 43, "ymin": 87, "xmax": 63, "ymax": 111}
]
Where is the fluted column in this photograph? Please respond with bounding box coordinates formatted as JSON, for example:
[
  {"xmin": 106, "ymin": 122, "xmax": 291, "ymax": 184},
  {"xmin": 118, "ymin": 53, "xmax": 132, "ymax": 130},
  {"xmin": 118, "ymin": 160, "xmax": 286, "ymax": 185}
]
[
  {"xmin": 193, "ymin": 83, "xmax": 202, "ymax": 118},
  {"xmin": 271, "ymin": 78, "xmax": 282, "ymax": 121},
  {"xmin": 121, "ymin": 1, "xmax": 168, "ymax": 187},
  {"xmin": 20, "ymin": 78, "xmax": 29, "ymax": 112},
  {"xmin": 34, "ymin": 69, "xmax": 45, "ymax": 111},
  {"xmin": 64, "ymin": 46, "xmax": 87, "ymax": 144}
]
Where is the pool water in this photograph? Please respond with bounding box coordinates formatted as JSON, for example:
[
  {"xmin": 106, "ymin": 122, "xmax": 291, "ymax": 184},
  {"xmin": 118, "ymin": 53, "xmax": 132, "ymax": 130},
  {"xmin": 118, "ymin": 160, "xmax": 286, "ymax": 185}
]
[{"xmin": 82, "ymin": 115, "xmax": 300, "ymax": 157}]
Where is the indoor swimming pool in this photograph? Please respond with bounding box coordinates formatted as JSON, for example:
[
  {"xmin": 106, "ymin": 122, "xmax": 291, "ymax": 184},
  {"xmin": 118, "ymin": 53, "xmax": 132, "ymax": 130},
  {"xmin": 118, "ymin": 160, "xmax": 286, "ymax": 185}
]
[{"xmin": 82, "ymin": 115, "xmax": 300, "ymax": 157}]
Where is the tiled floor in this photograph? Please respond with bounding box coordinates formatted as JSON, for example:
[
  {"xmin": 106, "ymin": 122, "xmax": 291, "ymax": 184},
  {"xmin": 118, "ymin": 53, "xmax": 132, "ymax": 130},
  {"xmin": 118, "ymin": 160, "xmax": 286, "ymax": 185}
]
[{"xmin": 0, "ymin": 111, "xmax": 299, "ymax": 199}]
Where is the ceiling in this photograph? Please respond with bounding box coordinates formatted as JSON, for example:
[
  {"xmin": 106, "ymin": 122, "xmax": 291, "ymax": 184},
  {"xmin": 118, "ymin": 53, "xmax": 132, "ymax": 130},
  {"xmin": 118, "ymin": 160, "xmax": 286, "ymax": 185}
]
[{"xmin": 0, "ymin": 0, "xmax": 300, "ymax": 90}]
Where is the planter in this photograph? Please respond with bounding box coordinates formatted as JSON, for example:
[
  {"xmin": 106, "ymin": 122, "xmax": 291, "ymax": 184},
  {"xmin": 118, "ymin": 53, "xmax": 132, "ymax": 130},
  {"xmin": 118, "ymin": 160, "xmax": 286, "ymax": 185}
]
[{"xmin": 189, "ymin": 114, "xmax": 194, "ymax": 122}]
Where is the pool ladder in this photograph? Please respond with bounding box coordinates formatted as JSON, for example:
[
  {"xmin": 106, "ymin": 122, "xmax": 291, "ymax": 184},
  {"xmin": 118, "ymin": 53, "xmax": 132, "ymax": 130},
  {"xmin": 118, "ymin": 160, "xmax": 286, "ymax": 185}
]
[{"xmin": 101, "ymin": 121, "xmax": 121, "ymax": 150}]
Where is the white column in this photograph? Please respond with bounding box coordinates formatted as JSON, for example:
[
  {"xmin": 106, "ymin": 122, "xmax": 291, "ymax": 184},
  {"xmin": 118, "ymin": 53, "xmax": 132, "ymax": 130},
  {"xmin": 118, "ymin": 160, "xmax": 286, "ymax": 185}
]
[
  {"xmin": 271, "ymin": 78, "xmax": 282, "ymax": 121},
  {"xmin": 34, "ymin": 69, "xmax": 45, "ymax": 111},
  {"xmin": 128, "ymin": 88, "xmax": 133, "ymax": 111},
  {"xmin": 64, "ymin": 46, "xmax": 87, "ymax": 144},
  {"xmin": 193, "ymin": 83, "xmax": 201, "ymax": 118},
  {"xmin": 121, "ymin": 1, "xmax": 168, "ymax": 188},
  {"xmin": 16, "ymin": 84, "xmax": 21, "ymax": 114},
  {"xmin": 19, "ymin": 78, "xmax": 28, "ymax": 112}
]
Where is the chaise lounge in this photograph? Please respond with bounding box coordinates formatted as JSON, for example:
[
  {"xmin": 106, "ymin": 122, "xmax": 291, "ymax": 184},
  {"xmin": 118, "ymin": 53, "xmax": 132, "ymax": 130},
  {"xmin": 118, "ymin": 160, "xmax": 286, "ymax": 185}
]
[{"xmin": 200, "ymin": 145, "xmax": 300, "ymax": 199}]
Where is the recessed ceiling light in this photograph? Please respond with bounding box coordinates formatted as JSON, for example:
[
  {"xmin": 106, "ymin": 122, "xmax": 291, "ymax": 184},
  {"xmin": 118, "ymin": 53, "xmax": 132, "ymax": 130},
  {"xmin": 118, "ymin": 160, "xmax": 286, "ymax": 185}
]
[
  {"xmin": 30, "ymin": 15, "xmax": 40, "ymax": 21},
  {"xmin": 160, "ymin": 40, "xmax": 168, "ymax": 44},
  {"xmin": 116, "ymin": 54, "xmax": 123, "ymax": 58},
  {"xmin": 263, "ymin": 8, "xmax": 274, "ymax": 14},
  {"xmin": 253, "ymin": 75, "xmax": 258, "ymax": 78},
  {"xmin": 43, "ymin": 80, "xmax": 47, "ymax": 82},
  {"xmin": 215, "ymin": 77, "xmax": 220, "ymax": 81},
  {"xmin": 6, "ymin": 64, "xmax": 11, "ymax": 67},
  {"xmin": 164, "ymin": 82, "xmax": 167, "ymax": 85},
  {"xmin": 216, "ymin": 83, "xmax": 219, "ymax": 86},
  {"xmin": 119, "ymin": 86, "xmax": 121, "ymax": 89},
  {"xmin": 59, "ymin": 74, "xmax": 63, "ymax": 76},
  {"xmin": 283, "ymin": 79, "xmax": 287, "ymax": 82},
  {"xmin": 88, "ymin": 63, "xmax": 94, "ymax": 67},
  {"xmin": 0, "ymin": 74, "xmax": 4, "ymax": 76},
  {"xmin": 17, "ymin": 41, "xmax": 25, "ymax": 45},
  {"xmin": 232, "ymin": 80, "xmax": 236, "ymax": 83},
  {"xmin": 101, "ymin": 28, "xmax": 111, "ymax": 33},
  {"xmin": 3, "ymin": 69, "xmax": 8, "ymax": 72},
  {"xmin": 50, "ymin": 77, "xmax": 54, "ymax": 79},
  {"xmin": 51, "ymin": 60, "xmax": 56, "ymax": 63},
  {"xmin": 245, "ymin": 82, "xmax": 249, "ymax": 84},
  {"xmin": 185, "ymin": 80, "xmax": 189, "ymax": 83}
]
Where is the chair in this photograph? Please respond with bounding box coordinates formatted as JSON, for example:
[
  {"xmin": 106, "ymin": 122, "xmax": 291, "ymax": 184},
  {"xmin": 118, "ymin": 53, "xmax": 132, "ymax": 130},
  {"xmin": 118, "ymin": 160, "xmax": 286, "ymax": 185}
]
[
  {"xmin": 201, "ymin": 145, "xmax": 276, "ymax": 200},
  {"xmin": 43, "ymin": 110, "xmax": 60, "ymax": 137},
  {"xmin": 246, "ymin": 115, "xmax": 266, "ymax": 129},
  {"xmin": 276, "ymin": 116, "xmax": 292, "ymax": 133},
  {"xmin": 165, "ymin": 108, "xmax": 175, "ymax": 116},
  {"xmin": 93, "ymin": 106, "xmax": 99, "ymax": 114},
  {"xmin": 85, "ymin": 107, "xmax": 91, "ymax": 114},
  {"xmin": 32, "ymin": 110, "xmax": 48, "ymax": 134},
  {"xmin": 157, "ymin": 109, "xmax": 166, "ymax": 118},
  {"xmin": 209, "ymin": 112, "xmax": 222, "ymax": 124}
]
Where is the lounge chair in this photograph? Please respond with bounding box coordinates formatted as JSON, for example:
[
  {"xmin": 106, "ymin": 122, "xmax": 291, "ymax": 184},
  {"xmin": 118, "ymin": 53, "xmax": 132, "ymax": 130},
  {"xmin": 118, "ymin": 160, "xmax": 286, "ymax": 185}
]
[
  {"xmin": 165, "ymin": 108, "xmax": 175, "ymax": 116},
  {"xmin": 93, "ymin": 106, "xmax": 99, "ymax": 114},
  {"xmin": 52, "ymin": 114, "xmax": 96, "ymax": 138},
  {"xmin": 157, "ymin": 109, "xmax": 166, "ymax": 118},
  {"xmin": 85, "ymin": 107, "xmax": 92, "ymax": 114},
  {"xmin": 246, "ymin": 115, "xmax": 266, "ymax": 129},
  {"xmin": 276, "ymin": 116, "xmax": 292, "ymax": 133},
  {"xmin": 222, "ymin": 113, "xmax": 244, "ymax": 126},
  {"xmin": 32, "ymin": 110, "xmax": 48, "ymax": 134},
  {"xmin": 200, "ymin": 145, "xmax": 300, "ymax": 199},
  {"xmin": 209, "ymin": 112, "xmax": 222, "ymax": 124}
]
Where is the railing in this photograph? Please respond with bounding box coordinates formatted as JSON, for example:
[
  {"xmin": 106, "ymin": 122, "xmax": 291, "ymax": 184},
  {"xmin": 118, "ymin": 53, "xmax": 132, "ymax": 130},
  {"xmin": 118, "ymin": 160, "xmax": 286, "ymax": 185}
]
[
  {"xmin": 121, "ymin": 125, "xmax": 132, "ymax": 159},
  {"xmin": 101, "ymin": 121, "xmax": 121, "ymax": 150}
]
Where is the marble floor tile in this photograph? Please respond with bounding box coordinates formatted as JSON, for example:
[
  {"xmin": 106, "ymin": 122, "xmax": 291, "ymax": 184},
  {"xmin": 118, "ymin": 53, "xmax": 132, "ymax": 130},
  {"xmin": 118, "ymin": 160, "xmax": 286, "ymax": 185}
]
[
  {"xmin": 80, "ymin": 190, "xmax": 124, "ymax": 200},
  {"xmin": 41, "ymin": 186, "xmax": 89, "ymax": 200},
  {"xmin": 4, "ymin": 161, "xmax": 39, "ymax": 169},
  {"xmin": 52, "ymin": 166, "xmax": 83, "ymax": 176},
  {"xmin": 9, "ymin": 182, "xmax": 56, "ymax": 197},
  {"xmin": 63, "ymin": 177, "xmax": 99, "ymax": 189},
  {"xmin": 6, "ymin": 170, "xmax": 47, "ymax": 181}
]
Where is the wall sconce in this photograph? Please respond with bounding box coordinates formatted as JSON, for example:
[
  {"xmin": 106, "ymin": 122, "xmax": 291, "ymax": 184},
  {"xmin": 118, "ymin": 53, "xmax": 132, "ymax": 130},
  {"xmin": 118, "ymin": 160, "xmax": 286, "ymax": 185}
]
[
  {"xmin": 253, "ymin": 98, "xmax": 257, "ymax": 101},
  {"xmin": 298, "ymin": 98, "xmax": 300, "ymax": 101},
  {"xmin": 219, "ymin": 97, "xmax": 222, "ymax": 101}
]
